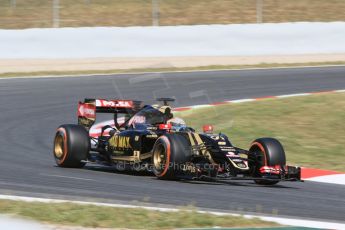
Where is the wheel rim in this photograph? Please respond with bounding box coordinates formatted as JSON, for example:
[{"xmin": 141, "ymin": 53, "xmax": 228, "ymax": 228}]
[
  {"xmin": 153, "ymin": 143, "xmax": 167, "ymax": 174},
  {"xmin": 54, "ymin": 133, "xmax": 64, "ymax": 159}
]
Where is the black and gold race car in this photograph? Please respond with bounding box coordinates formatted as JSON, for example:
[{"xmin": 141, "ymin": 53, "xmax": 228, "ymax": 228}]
[{"xmin": 53, "ymin": 98, "xmax": 301, "ymax": 185}]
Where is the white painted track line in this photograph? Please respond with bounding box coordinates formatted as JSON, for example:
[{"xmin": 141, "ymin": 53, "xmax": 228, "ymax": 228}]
[
  {"xmin": 0, "ymin": 195, "xmax": 345, "ymax": 229},
  {"xmin": 0, "ymin": 194, "xmax": 344, "ymax": 229}
]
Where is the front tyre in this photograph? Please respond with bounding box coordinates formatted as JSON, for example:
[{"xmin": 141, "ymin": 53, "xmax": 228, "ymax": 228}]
[
  {"xmin": 53, "ymin": 124, "xmax": 90, "ymax": 168},
  {"xmin": 152, "ymin": 134, "xmax": 191, "ymax": 180},
  {"xmin": 249, "ymin": 138, "xmax": 286, "ymax": 185}
]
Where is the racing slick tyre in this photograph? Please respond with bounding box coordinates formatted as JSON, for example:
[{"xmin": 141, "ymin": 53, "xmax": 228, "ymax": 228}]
[
  {"xmin": 248, "ymin": 138, "xmax": 286, "ymax": 185},
  {"xmin": 53, "ymin": 124, "xmax": 90, "ymax": 168},
  {"xmin": 152, "ymin": 134, "xmax": 191, "ymax": 180}
]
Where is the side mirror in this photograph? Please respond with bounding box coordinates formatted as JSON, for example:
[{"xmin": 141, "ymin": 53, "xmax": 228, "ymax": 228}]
[{"xmin": 203, "ymin": 125, "xmax": 214, "ymax": 134}]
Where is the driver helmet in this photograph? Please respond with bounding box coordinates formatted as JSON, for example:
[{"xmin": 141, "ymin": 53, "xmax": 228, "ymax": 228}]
[{"xmin": 167, "ymin": 117, "xmax": 186, "ymax": 131}]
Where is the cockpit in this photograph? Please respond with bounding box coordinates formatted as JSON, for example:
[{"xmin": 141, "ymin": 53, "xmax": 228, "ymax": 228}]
[
  {"xmin": 126, "ymin": 105, "xmax": 171, "ymax": 127},
  {"xmin": 126, "ymin": 105, "xmax": 186, "ymax": 131}
]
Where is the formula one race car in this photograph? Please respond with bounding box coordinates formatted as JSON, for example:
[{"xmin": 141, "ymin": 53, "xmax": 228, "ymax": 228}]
[{"xmin": 53, "ymin": 98, "xmax": 301, "ymax": 185}]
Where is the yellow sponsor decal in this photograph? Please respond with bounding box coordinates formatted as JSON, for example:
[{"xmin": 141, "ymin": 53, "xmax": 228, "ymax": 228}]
[
  {"xmin": 182, "ymin": 163, "xmax": 197, "ymax": 173},
  {"xmin": 109, "ymin": 135, "xmax": 132, "ymax": 149},
  {"xmin": 146, "ymin": 134, "xmax": 158, "ymax": 138}
]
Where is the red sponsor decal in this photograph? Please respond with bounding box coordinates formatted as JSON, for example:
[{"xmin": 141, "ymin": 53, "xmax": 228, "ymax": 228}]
[
  {"xmin": 78, "ymin": 103, "xmax": 96, "ymax": 118},
  {"xmin": 159, "ymin": 123, "xmax": 172, "ymax": 130},
  {"xmin": 259, "ymin": 165, "xmax": 281, "ymax": 174},
  {"xmin": 96, "ymin": 99, "xmax": 133, "ymax": 108}
]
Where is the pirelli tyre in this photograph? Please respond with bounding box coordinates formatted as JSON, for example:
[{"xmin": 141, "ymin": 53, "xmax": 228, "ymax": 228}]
[
  {"xmin": 249, "ymin": 137, "xmax": 286, "ymax": 185},
  {"xmin": 152, "ymin": 134, "xmax": 191, "ymax": 180},
  {"xmin": 53, "ymin": 124, "xmax": 90, "ymax": 168}
]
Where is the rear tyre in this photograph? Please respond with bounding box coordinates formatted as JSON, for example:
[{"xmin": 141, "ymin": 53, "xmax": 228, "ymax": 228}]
[
  {"xmin": 53, "ymin": 124, "xmax": 90, "ymax": 168},
  {"xmin": 249, "ymin": 138, "xmax": 286, "ymax": 185},
  {"xmin": 152, "ymin": 134, "xmax": 191, "ymax": 180}
]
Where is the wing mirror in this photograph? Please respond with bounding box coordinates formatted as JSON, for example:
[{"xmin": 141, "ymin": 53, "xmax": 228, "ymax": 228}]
[{"xmin": 203, "ymin": 125, "xmax": 214, "ymax": 134}]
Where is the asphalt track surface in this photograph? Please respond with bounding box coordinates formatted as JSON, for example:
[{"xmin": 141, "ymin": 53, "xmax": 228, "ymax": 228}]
[{"xmin": 1, "ymin": 66, "xmax": 345, "ymax": 222}]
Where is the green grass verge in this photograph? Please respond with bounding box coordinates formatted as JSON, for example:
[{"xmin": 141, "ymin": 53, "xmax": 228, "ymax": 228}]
[
  {"xmin": 1, "ymin": 61, "xmax": 345, "ymax": 78},
  {"xmin": 0, "ymin": 0, "xmax": 345, "ymax": 28},
  {"xmin": 177, "ymin": 92, "xmax": 345, "ymax": 172},
  {"xmin": 0, "ymin": 200, "xmax": 278, "ymax": 229}
]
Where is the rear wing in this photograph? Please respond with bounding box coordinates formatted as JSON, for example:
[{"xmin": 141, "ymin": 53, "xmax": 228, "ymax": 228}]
[{"xmin": 77, "ymin": 99, "xmax": 142, "ymax": 130}]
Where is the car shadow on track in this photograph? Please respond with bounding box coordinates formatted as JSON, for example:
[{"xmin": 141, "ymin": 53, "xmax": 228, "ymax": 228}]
[
  {"xmin": 83, "ymin": 165, "xmax": 298, "ymax": 189},
  {"xmin": 83, "ymin": 165, "xmax": 153, "ymax": 177},
  {"xmin": 177, "ymin": 178, "xmax": 297, "ymax": 189}
]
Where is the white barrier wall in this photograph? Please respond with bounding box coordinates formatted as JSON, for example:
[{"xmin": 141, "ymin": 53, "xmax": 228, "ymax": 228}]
[{"xmin": 1, "ymin": 22, "xmax": 345, "ymax": 59}]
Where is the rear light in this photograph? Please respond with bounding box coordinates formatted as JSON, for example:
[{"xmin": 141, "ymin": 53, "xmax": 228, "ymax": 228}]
[
  {"xmin": 158, "ymin": 123, "xmax": 172, "ymax": 130},
  {"xmin": 203, "ymin": 125, "xmax": 214, "ymax": 133}
]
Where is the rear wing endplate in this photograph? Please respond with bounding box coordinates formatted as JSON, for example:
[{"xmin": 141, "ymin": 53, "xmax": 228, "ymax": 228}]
[{"xmin": 77, "ymin": 99, "xmax": 142, "ymax": 130}]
